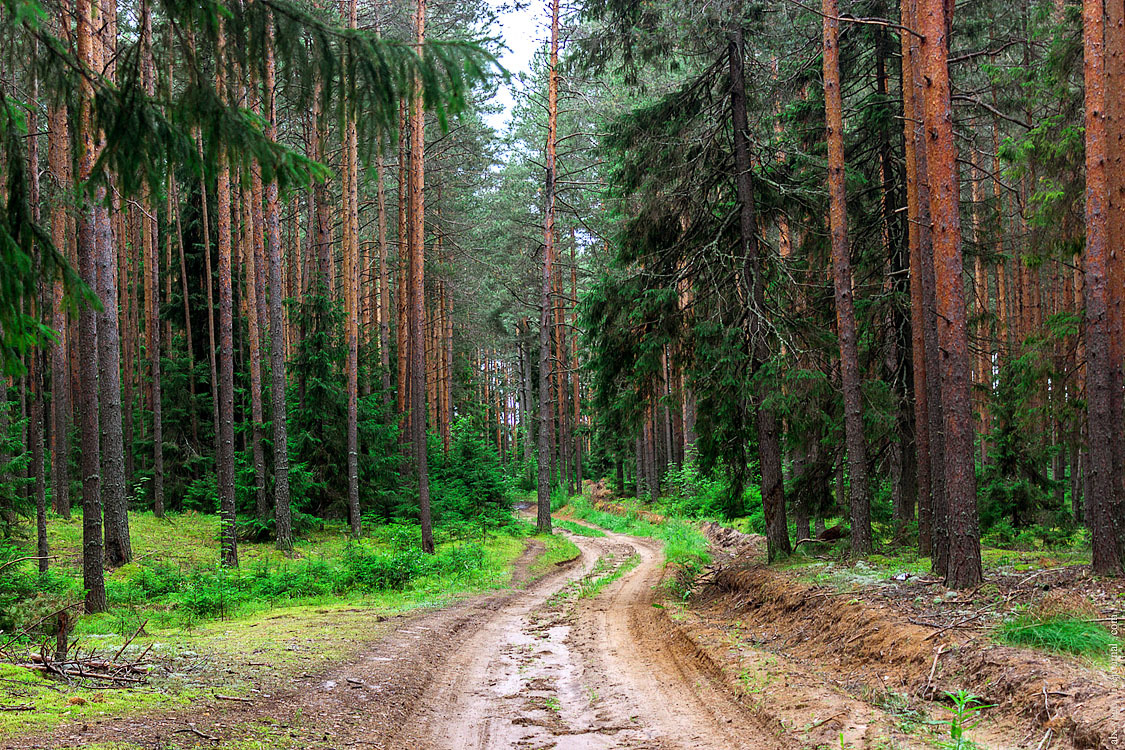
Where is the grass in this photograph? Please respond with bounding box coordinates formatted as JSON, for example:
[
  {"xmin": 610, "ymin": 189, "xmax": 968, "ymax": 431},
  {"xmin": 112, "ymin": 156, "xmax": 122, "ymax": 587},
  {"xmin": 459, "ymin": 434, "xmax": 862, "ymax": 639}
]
[
  {"xmin": 552, "ymin": 518, "xmax": 606, "ymax": 537},
  {"xmin": 558, "ymin": 495, "xmax": 709, "ymax": 594},
  {"xmin": 1, "ymin": 510, "xmax": 546, "ymax": 740},
  {"xmin": 577, "ymin": 553, "xmax": 640, "ymax": 599},
  {"xmin": 995, "ymin": 613, "xmax": 1119, "ymax": 657},
  {"xmin": 527, "ymin": 528, "xmax": 582, "ymax": 577}
]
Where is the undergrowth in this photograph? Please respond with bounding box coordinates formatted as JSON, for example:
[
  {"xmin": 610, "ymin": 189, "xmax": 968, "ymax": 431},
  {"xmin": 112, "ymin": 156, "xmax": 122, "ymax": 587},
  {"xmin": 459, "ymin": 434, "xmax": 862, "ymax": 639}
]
[{"xmin": 995, "ymin": 613, "xmax": 1118, "ymax": 657}]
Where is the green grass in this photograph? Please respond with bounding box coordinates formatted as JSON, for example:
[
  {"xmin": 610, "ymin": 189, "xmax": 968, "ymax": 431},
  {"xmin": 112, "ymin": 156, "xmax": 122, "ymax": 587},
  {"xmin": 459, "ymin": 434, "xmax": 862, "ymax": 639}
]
[
  {"xmin": 559, "ymin": 496, "xmax": 709, "ymax": 590},
  {"xmin": 553, "ymin": 518, "xmax": 607, "ymax": 537},
  {"xmin": 527, "ymin": 528, "xmax": 581, "ymax": 577},
  {"xmin": 577, "ymin": 553, "xmax": 640, "ymax": 598},
  {"xmin": 0, "ymin": 663, "xmax": 187, "ymax": 737},
  {"xmin": 2, "ymin": 511, "xmax": 544, "ymax": 740},
  {"xmin": 995, "ymin": 614, "xmax": 1119, "ymax": 657}
]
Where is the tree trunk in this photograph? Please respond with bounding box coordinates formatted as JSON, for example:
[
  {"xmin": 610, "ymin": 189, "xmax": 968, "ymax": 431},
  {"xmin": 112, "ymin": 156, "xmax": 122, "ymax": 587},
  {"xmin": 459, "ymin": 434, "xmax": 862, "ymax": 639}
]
[
  {"xmin": 48, "ymin": 97, "xmax": 71, "ymax": 521},
  {"xmin": 411, "ymin": 0, "xmax": 434, "ymax": 553},
  {"xmin": 730, "ymin": 29, "xmax": 789, "ymax": 560},
  {"xmin": 141, "ymin": 0, "xmax": 163, "ymax": 519},
  {"xmin": 241, "ymin": 175, "xmax": 269, "ymax": 524},
  {"xmin": 902, "ymin": 0, "xmax": 939, "ymax": 559},
  {"xmin": 823, "ymin": 0, "xmax": 872, "ymax": 556},
  {"xmin": 537, "ymin": 0, "xmax": 560, "ymax": 534},
  {"xmin": 919, "ymin": 0, "xmax": 983, "ymax": 587},
  {"xmin": 217, "ymin": 22, "xmax": 238, "ymax": 568},
  {"xmin": 343, "ymin": 0, "xmax": 361, "ymax": 538},
  {"xmin": 264, "ymin": 24, "xmax": 293, "ymax": 551},
  {"xmin": 28, "ymin": 88, "xmax": 48, "ymax": 574},
  {"xmin": 78, "ymin": 0, "xmax": 107, "ymax": 612},
  {"xmin": 1083, "ymin": 0, "xmax": 1123, "ymax": 575}
]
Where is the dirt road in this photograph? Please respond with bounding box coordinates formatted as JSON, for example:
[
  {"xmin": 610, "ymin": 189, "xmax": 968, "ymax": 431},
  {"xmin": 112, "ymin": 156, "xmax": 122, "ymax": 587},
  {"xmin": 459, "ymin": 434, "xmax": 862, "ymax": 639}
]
[
  {"xmin": 392, "ymin": 527, "xmax": 782, "ymax": 750},
  {"xmin": 13, "ymin": 527, "xmax": 781, "ymax": 750}
]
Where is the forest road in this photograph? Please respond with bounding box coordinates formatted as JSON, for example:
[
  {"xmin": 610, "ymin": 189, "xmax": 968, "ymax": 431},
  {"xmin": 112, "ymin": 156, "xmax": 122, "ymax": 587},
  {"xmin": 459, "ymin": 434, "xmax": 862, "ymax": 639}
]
[
  {"xmin": 10, "ymin": 526, "xmax": 782, "ymax": 750},
  {"xmin": 389, "ymin": 525, "xmax": 784, "ymax": 750}
]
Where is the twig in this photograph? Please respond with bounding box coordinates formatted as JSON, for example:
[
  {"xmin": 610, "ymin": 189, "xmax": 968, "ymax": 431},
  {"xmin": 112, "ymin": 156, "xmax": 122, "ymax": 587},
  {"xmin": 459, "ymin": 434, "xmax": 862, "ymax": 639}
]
[
  {"xmin": 213, "ymin": 693, "xmax": 252, "ymax": 702},
  {"xmin": 923, "ymin": 607, "xmax": 993, "ymax": 641},
  {"xmin": 1035, "ymin": 728, "xmax": 1053, "ymax": 750},
  {"xmin": 0, "ymin": 555, "xmax": 57, "ymax": 574},
  {"xmin": 174, "ymin": 726, "xmax": 219, "ymax": 741},
  {"xmin": 113, "ymin": 619, "xmax": 149, "ymax": 661},
  {"xmin": 925, "ymin": 645, "xmax": 946, "ymax": 695},
  {"xmin": 0, "ymin": 704, "xmax": 33, "ymax": 711},
  {"xmin": 807, "ymin": 711, "xmax": 847, "ymax": 731}
]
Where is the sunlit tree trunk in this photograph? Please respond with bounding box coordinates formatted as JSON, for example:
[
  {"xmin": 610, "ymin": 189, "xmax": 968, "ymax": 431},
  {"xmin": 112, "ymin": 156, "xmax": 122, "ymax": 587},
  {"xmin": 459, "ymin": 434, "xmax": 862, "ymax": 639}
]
[{"xmin": 411, "ymin": 0, "xmax": 434, "ymax": 552}]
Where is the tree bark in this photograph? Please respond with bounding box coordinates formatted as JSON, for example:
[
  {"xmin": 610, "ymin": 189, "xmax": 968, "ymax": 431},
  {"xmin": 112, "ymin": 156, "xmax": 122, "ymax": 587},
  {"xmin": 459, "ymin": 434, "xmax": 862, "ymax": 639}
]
[
  {"xmin": 78, "ymin": 0, "xmax": 106, "ymax": 612},
  {"xmin": 264, "ymin": 24, "xmax": 293, "ymax": 551},
  {"xmin": 730, "ymin": 29, "xmax": 789, "ymax": 560},
  {"xmin": 537, "ymin": 0, "xmax": 560, "ymax": 534},
  {"xmin": 1083, "ymin": 0, "xmax": 1123, "ymax": 574},
  {"xmin": 823, "ymin": 0, "xmax": 872, "ymax": 555},
  {"xmin": 411, "ymin": 0, "xmax": 434, "ymax": 552},
  {"xmin": 918, "ymin": 0, "xmax": 983, "ymax": 587},
  {"xmin": 217, "ymin": 22, "xmax": 238, "ymax": 567},
  {"xmin": 48, "ymin": 86, "xmax": 71, "ymax": 521}
]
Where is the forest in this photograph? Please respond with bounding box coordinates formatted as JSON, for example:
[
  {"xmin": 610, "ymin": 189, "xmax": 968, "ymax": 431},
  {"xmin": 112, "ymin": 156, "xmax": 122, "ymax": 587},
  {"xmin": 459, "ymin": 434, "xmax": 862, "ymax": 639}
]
[{"xmin": 1, "ymin": 0, "xmax": 1124, "ymax": 744}]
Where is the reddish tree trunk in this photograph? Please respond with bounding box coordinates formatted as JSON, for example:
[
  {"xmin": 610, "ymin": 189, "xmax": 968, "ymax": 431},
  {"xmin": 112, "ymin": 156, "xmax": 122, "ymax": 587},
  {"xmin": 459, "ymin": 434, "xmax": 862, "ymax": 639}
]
[{"xmin": 919, "ymin": 0, "xmax": 983, "ymax": 587}]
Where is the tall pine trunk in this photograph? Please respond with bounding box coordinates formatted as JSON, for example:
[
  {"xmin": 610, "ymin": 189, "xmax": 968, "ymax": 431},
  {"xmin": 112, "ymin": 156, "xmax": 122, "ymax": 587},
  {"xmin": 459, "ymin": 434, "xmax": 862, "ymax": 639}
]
[
  {"xmin": 919, "ymin": 0, "xmax": 983, "ymax": 587},
  {"xmin": 264, "ymin": 23, "xmax": 293, "ymax": 551},
  {"xmin": 78, "ymin": 0, "xmax": 107, "ymax": 612},
  {"xmin": 1082, "ymin": 0, "xmax": 1122, "ymax": 575},
  {"xmin": 536, "ymin": 0, "xmax": 560, "ymax": 534},
  {"xmin": 823, "ymin": 0, "xmax": 871, "ymax": 555},
  {"xmin": 730, "ymin": 29, "xmax": 789, "ymax": 560},
  {"xmin": 411, "ymin": 0, "xmax": 435, "ymax": 553},
  {"xmin": 216, "ymin": 21, "xmax": 238, "ymax": 568}
]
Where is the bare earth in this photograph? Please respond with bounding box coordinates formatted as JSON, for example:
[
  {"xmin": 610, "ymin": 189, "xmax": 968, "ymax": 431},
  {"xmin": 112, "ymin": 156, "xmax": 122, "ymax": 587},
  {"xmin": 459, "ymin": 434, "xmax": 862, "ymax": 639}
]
[{"xmin": 12, "ymin": 527, "xmax": 784, "ymax": 750}]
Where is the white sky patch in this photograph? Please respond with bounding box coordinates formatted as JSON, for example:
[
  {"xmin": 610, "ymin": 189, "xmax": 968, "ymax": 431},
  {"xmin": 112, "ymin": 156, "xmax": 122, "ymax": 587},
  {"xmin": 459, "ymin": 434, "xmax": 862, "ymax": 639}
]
[{"xmin": 486, "ymin": 0, "xmax": 545, "ymax": 132}]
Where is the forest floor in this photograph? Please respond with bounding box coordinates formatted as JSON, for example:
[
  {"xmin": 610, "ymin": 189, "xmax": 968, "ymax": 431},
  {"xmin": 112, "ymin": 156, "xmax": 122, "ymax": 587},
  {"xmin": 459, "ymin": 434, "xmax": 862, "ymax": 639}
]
[{"xmin": 5, "ymin": 504, "xmax": 1124, "ymax": 750}]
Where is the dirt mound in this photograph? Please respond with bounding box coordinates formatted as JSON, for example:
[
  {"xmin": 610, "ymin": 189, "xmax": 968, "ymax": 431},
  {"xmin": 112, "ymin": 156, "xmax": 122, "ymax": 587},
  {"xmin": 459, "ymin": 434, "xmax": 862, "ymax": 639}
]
[
  {"xmin": 700, "ymin": 521, "xmax": 766, "ymax": 561},
  {"xmin": 704, "ymin": 563, "xmax": 1125, "ymax": 749}
]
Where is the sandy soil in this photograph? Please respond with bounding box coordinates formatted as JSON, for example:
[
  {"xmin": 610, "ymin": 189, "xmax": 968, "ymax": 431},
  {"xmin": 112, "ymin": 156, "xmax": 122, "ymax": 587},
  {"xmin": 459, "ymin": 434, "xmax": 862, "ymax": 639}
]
[
  {"xmin": 10, "ymin": 529, "xmax": 786, "ymax": 750},
  {"xmin": 395, "ymin": 529, "xmax": 784, "ymax": 750}
]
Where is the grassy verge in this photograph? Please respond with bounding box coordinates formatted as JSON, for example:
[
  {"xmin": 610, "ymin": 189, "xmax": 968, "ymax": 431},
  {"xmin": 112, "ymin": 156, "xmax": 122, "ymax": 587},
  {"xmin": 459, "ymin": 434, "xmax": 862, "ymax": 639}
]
[
  {"xmin": 558, "ymin": 495, "xmax": 709, "ymax": 596},
  {"xmin": 1, "ymin": 512, "xmax": 542, "ymax": 740},
  {"xmin": 552, "ymin": 518, "xmax": 606, "ymax": 538}
]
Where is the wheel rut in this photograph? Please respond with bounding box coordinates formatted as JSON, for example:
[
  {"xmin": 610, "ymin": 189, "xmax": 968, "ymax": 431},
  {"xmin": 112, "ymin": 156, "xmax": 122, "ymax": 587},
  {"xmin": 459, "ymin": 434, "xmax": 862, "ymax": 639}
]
[{"xmin": 395, "ymin": 528, "xmax": 786, "ymax": 750}]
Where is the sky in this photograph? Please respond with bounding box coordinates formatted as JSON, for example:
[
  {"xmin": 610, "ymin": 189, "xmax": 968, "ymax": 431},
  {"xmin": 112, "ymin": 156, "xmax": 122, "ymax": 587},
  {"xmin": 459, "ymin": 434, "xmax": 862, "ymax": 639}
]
[{"xmin": 485, "ymin": 0, "xmax": 545, "ymax": 132}]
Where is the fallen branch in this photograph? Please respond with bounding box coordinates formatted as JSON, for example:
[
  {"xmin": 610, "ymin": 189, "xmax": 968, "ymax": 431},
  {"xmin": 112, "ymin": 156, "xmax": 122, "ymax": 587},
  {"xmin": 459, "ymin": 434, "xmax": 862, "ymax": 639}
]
[
  {"xmin": 0, "ymin": 556, "xmax": 57, "ymax": 574},
  {"xmin": 924, "ymin": 645, "xmax": 946, "ymax": 697},
  {"xmin": 174, "ymin": 726, "xmax": 219, "ymax": 741},
  {"xmin": 807, "ymin": 711, "xmax": 847, "ymax": 731},
  {"xmin": 112, "ymin": 619, "xmax": 149, "ymax": 661},
  {"xmin": 213, "ymin": 693, "xmax": 252, "ymax": 702}
]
